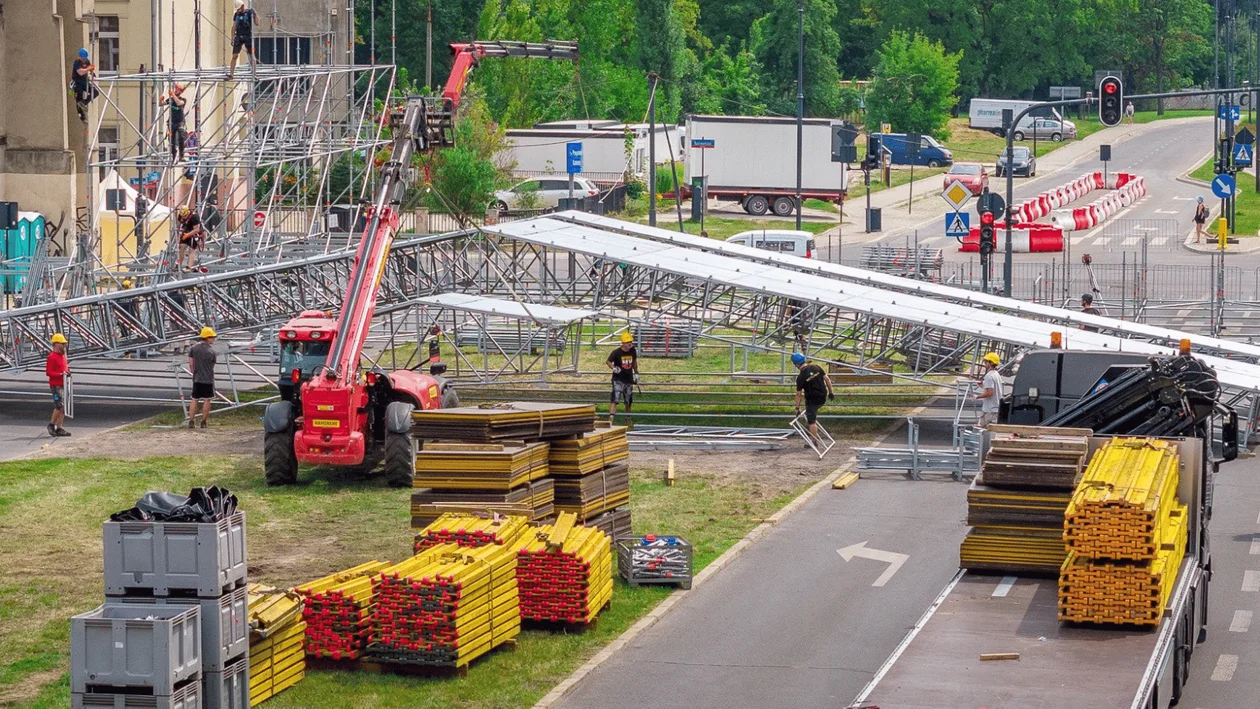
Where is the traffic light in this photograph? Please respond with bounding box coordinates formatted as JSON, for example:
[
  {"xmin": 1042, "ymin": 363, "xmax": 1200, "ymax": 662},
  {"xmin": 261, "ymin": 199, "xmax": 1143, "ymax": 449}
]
[
  {"xmin": 978, "ymin": 205, "xmax": 996, "ymax": 256},
  {"xmin": 1098, "ymin": 76, "xmax": 1123, "ymax": 127}
]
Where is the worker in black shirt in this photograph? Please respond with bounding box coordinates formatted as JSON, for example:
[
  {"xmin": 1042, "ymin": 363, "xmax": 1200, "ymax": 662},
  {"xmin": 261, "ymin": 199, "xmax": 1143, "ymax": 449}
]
[
  {"xmin": 1080, "ymin": 293, "xmax": 1102, "ymax": 332},
  {"xmin": 166, "ymin": 83, "xmax": 188, "ymax": 163},
  {"xmin": 793, "ymin": 352, "xmax": 834, "ymax": 445},
  {"xmin": 176, "ymin": 207, "xmax": 204, "ymax": 272},
  {"xmin": 227, "ymin": 0, "xmax": 258, "ymax": 80},
  {"xmin": 70, "ymin": 48, "xmax": 95, "ymax": 122},
  {"xmin": 607, "ymin": 331, "xmax": 639, "ymax": 426}
]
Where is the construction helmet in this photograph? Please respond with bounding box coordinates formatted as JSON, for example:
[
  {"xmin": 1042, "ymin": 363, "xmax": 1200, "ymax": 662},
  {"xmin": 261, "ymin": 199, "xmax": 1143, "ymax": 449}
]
[
  {"xmin": 791, "ymin": 352, "xmax": 806, "ymax": 366},
  {"xmin": 983, "ymin": 352, "xmax": 1001, "ymax": 366},
  {"xmin": 78, "ymin": 48, "xmax": 89, "ymax": 59},
  {"xmin": 121, "ymin": 278, "xmax": 134, "ymax": 289},
  {"xmin": 51, "ymin": 333, "xmax": 68, "ymax": 344},
  {"xmin": 620, "ymin": 331, "xmax": 634, "ymax": 344},
  {"xmin": 200, "ymin": 327, "xmax": 217, "ymax": 339}
]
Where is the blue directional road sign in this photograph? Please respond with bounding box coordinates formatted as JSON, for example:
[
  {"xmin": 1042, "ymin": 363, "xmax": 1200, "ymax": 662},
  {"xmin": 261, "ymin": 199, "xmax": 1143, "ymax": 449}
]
[
  {"xmin": 1234, "ymin": 143, "xmax": 1254, "ymax": 168},
  {"xmin": 945, "ymin": 211, "xmax": 971, "ymax": 238},
  {"xmin": 566, "ymin": 142, "xmax": 583, "ymax": 174},
  {"xmin": 690, "ymin": 138, "xmax": 715, "ymax": 149},
  {"xmin": 1212, "ymin": 173, "xmax": 1237, "ymax": 199},
  {"xmin": 1220, "ymin": 104, "xmax": 1242, "ymax": 122}
]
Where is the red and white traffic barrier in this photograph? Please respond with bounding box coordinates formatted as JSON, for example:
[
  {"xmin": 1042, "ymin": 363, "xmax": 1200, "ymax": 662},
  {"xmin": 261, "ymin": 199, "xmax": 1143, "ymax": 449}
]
[{"xmin": 959, "ymin": 223, "xmax": 1065, "ymax": 253}]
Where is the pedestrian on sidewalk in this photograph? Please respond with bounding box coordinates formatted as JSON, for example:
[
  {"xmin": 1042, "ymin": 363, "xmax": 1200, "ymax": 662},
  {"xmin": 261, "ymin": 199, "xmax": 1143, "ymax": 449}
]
[
  {"xmin": 793, "ymin": 352, "xmax": 833, "ymax": 445},
  {"xmin": 1193, "ymin": 196, "xmax": 1209, "ymax": 243},
  {"xmin": 607, "ymin": 331, "xmax": 639, "ymax": 425},
  {"xmin": 974, "ymin": 352, "xmax": 1003, "ymax": 428},
  {"xmin": 1124, "ymin": 101, "xmax": 1135, "ymax": 124},
  {"xmin": 165, "ymin": 83, "xmax": 188, "ymax": 163},
  {"xmin": 188, "ymin": 327, "xmax": 217, "ymax": 429},
  {"xmin": 46, "ymin": 333, "xmax": 71, "ymax": 437},
  {"xmin": 69, "ymin": 49, "xmax": 96, "ymax": 123},
  {"xmin": 227, "ymin": 0, "xmax": 258, "ymax": 80}
]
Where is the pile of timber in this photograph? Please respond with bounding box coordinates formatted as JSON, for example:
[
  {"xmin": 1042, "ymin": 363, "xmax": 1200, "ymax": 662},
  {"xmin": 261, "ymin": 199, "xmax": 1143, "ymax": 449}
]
[
  {"xmin": 581, "ymin": 507, "xmax": 633, "ymax": 540},
  {"xmin": 411, "ymin": 402, "xmax": 597, "ymax": 442},
  {"xmin": 982, "ymin": 428, "xmax": 1090, "ymax": 488},
  {"xmin": 516, "ymin": 513, "xmax": 614, "ymax": 625},
  {"xmin": 410, "ymin": 479, "xmax": 554, "ymax": 529},
  {"xmin": 548, "ymin": 426, "xmax": 629, "ymax": 475},
  {"xmin": 413, "ymin": 442, "xmax": 550, "ymax": 491},
  {"xmin": 547, "ymin": 423, "xmax": 632, "ymax": 523}
]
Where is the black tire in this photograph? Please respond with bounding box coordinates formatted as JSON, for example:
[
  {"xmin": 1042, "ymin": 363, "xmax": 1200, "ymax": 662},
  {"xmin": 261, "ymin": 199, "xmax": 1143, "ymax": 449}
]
[
  {"xmin": 771, "ymin": 196, "xmax": 795, "ymax": 217},
  {"xmin": 1012, "ymin": 131, "xmax": 1025, "ymax": 141},
  {"xmin": 382, "ymin": 430, "xmax": 415, "ymax": 488},
  {"xmin": 264, "ymin": 428, "xmax": 298, "ymax": 486},
  {"xmin": 744, "ymin": 195, "xmax": 769, "ymax": 216},
  {"xmin": 1051, "ymin": 133, "xmax": 1063, "ymax": 142},
  {"xmin": 927, "ymin": 160, "xmax": 941, "ymax": 168}
]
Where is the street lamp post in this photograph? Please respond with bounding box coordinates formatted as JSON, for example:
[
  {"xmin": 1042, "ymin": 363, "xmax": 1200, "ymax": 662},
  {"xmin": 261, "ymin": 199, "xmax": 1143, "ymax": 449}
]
[{"xmin": 795, "ymin": 0, "xmax": 804, "ymax": 230}]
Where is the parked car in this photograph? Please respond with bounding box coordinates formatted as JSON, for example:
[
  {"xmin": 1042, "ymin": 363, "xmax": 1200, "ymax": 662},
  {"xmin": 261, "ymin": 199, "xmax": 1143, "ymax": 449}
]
[
  {"xmin": 942, "ymin": 163, "xmax": 989, "ymax": 195},
  {"xmin": 872, "ymin": 133, "xmax": 953, "ymax": 167},
  {"xmin": 493, "ymin": 177, "xmax": 600, "ymax": 212},
  {"xmin": 1011, "ymin": 118, "xmax": 1076, "ymax": 142},
  {"xmin": 995, "ymin": 146, "xmax": 1037, "ymax": 177},
  {"xmin": 726, "ymin": 229, "xmax": 816, "ymax": 259}
]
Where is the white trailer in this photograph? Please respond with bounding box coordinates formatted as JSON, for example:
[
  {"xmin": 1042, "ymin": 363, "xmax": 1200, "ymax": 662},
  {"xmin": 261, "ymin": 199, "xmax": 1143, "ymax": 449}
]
[
  {"xmin": 682, "ymin": 115, "xmax": 848, "ymax": 217},
  {"xmin": 502, "ymin": 123, "xmax": 684, "ymax": 184},
  {"xmin": 969, "ymin": 98, "xmax": 1065, "ymax": 135}
]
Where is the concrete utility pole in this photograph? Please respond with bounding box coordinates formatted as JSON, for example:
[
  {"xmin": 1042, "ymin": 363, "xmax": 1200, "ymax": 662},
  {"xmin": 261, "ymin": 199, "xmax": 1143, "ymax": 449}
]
[
  {"xmin": 648, "ymin": 74, "xmax": 658, "ymax": 227},
  {"xmin": 795, "ymin": 0, "xmax": 804, "ymax": 230},
  {"xmin": 426, "ymin": 0, "xmax": 433, "ymax": 89}
]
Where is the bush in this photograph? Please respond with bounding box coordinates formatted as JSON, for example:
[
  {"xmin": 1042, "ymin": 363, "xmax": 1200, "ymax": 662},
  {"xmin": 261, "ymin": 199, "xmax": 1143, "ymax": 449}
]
[{"xmin": 654, "ymin": 161, "xmax": 683, "ymax": 196}]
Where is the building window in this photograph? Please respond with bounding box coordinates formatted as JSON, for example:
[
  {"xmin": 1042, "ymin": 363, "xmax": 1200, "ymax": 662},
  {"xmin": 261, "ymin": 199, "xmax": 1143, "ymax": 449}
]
[
  {"xmin": 97, "ymin": 16, "xmax": 120, "ymax": 74},
  {"xmin": 98, "ymin": 126, "xmax": 120, "ymax": 181},
  {"xmin": 254, "ymin": 36, "xmax": 313, "ymax": 65}
]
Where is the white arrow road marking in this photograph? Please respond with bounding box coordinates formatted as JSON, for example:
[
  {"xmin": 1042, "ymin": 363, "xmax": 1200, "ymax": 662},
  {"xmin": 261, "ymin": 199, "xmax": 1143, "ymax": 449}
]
[{"xmin": 838, "ymin": 542, "xmax": 909, "ymax": 587}]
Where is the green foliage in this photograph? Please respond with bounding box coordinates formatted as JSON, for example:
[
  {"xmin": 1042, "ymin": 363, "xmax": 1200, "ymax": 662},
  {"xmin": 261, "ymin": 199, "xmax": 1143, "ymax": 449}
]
[
  {"xmin": 750, "ymin": 0, "xmax": 844, "ymax": 116},
  {"xmin": 420, "ymin": 94, "xmax": 512, "ymax": 220},
  {"xmin": 654, "ymin": 161, "xmax": 683, "ymax": 196},
  {"xmin": 866, "ymin": 31, "xmax": 959, "ymax": 139}
]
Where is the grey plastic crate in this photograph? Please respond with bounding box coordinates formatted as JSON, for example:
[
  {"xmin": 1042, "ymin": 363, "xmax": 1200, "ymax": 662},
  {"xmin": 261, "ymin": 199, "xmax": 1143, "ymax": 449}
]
[
  {"xmin": 203, "ymin": 656, "xmax": 250, "ymax": 709},
  {"xmin": 114, "ymin": 587, "xmax": 248, "ymax": 671},
  {"xmin": 72, "ymin": 681, "xmax": 202, "ymax": 709},
  {"xmin": 616, "ymin": 535, "xmax": 693, "ymax": 590},
  {"xmin": 104, "ymin": 512, "xmax": 247, "ymax": 597},
  {"xmin": 71, "ymin": 604, "xmax": 202, "ymax": 694}
]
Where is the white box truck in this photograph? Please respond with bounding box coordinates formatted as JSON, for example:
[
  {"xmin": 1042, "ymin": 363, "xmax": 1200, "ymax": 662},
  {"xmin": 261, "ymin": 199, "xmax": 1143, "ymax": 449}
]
[
  {"xmin": 502, "ymin": 123, "xmax": 684, "ymax": 184},
  {"xmin": 682, "ymin": 115, "xmax": 848, "ymax": 216},
  {"xmin": 970, "ymin": 98, "xmax": 1065, "ymax": 135}
]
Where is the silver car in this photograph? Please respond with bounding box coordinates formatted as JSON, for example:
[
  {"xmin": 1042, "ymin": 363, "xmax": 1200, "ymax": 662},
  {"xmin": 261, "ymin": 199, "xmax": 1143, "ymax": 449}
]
[
  {"xmin": 494, "ymin": 177, "xmax": 600, "ymax": 212},
  {"xmin": 1011, "ymin": 118, "xmax": 1077, "ymax": 142}
]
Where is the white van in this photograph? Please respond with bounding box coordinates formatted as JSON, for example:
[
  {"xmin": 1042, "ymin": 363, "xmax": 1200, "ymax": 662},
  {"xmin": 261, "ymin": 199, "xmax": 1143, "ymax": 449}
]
[{"xmin": 726, "ymin": 229, "xmax": 816, "ymax": 258}]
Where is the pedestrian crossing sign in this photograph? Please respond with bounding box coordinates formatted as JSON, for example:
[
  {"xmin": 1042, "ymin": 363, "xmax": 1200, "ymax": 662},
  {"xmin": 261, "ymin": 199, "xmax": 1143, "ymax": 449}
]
[
  {"xmin": 1234, "ymin": 143, "xmax": 1253, "ymax": 167},
  {"xmin": 945, "ymin": 211, "xmax": 970, "ymax": 238}
]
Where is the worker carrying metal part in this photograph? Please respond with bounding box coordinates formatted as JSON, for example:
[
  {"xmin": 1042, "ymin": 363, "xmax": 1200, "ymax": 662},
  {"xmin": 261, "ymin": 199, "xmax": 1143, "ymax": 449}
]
[
  {"xmin": 974, "ymin": 352, "xmax": 1003, "ymax": 428},
  {"xmin": 165, "ymin": 83, "xmax": 188, "ymax": 163},
  {"xmin": 607, "ymin": 331, "xmax": 639, "ymax": 425},
  {"xmin": 188, "ymin": 327, "xmax": 218, "ymax": 429},
  {"xmin": 793, "ymin": 352, "xmax": 834, "ymax": 444},
  {"xmin": 228, "ymin": 0, "xmax": 258, "ymax": 80},
  {"xmin": 69, "ymin": 48, "xmax": 96, "ymax": 123},
  {"xmin": 46, "ymin": 333, "xmax": 71, "ymax": 437}
]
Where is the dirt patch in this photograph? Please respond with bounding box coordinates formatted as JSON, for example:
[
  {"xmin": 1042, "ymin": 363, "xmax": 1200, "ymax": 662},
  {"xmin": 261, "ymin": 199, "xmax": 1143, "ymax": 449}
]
[
  {"xmin": 28, "ymin": 423, "xmax": 263, "ymax": 460},
  {"xmin": 0, "ymin": 669, "xmax": 63, "ymax": 706}
]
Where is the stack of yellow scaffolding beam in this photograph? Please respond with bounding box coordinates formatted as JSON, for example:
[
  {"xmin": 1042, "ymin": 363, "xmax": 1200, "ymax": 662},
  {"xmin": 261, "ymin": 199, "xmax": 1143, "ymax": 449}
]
[
  {"xmin": 517, "ymin": 513, "xmax": 614, "ymax": 624},
  {"xmin": 413, "ymin": 442, "xmax": 550, "ymax": 490},
  {"xmin": 295, "ymin": 560, "xmax": 391, "ymax": 660},
  {"xmin": 1059, "ymin": 437, "xmax": 1188, "ymax": 626},
  {"xmin": 411, "ymin": 402, "xmax": 597, "ymax": 442},
  {"xmin": 409, "ymin": 479, "xmax": 554, "ymax": 529},
  {"xmin": 369, "ymin": 542, "xmax": 524, "ymax": 668},
  {"xmin": 548, "ymin": 426, "xmax": 630, "ymax": 475},
  {"xmin": 414, "ymin": 513, "xmax": 531, "ymax": 553},
  {"xmin": 248, "ymin": 585, "xmax": 306, "ymax": 705},
  {"xmin": 549, "ymin": 423, "xmax": 632, "ymax": 522}
]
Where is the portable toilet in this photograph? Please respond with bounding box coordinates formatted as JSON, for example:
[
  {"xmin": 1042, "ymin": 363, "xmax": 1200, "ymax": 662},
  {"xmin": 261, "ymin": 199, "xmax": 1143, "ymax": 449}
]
[{"xmin": 5, "ymin": 212, "xmax": 43, "ymax": 294}]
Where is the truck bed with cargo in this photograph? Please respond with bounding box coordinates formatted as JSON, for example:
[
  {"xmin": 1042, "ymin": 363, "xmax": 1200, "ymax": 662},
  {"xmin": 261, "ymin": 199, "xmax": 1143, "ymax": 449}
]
[
  {"xmin": 681, "ymin": 115, "xmax": 848, "ymax": 216},
  {"xmin": 851, "ymin": 348, "xmax": 1235, "ymax": 709}
]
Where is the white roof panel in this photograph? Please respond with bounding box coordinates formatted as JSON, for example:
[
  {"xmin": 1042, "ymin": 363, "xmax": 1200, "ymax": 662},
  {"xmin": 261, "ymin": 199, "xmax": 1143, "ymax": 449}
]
[{"xmin": 416, "ymin": 292, "xmax": 593, "ymax": 325}]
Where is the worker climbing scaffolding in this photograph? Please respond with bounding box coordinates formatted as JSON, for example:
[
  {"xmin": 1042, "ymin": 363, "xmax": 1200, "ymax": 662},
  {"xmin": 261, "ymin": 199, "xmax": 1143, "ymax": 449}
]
[
  {"xmin": 165, "ymin": 83, "xmax": 189, "ymax": 163},
  {"xmin": 228, "ymin": 0, "xmax": 258, "ymax": 80},
  {"xmin": 69, "ymin": 48, "xmax": 95, "ymax": 123}
]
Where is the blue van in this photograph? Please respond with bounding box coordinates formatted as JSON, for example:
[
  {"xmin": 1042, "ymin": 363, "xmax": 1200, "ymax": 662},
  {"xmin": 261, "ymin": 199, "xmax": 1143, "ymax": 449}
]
[{"xmin": 872, "ymin": 133, "xmax": 953, "ymax": 168}]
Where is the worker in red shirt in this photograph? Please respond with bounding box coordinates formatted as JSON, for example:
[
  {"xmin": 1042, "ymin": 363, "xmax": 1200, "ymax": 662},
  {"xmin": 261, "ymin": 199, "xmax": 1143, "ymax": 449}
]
[{"xmin": 46, "ymin": 333, "xmax": 71, "ymax": 437}]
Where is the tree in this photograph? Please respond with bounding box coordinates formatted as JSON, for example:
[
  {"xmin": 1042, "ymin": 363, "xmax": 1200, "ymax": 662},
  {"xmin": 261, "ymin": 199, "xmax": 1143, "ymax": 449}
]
[
  {"xmin": 866, "ymin": 31, "xmax": 960, "ymax": 139},
  {"xmin": 750, "ymin": 0, "xmax": 844, "ymax": 116},
  {"xmin": 636, "ymin": 0, "xmax": 686, "ymax": 121},
  {"xmin": 419, "ymin": 93, "xmax": 513, "ymax": 222}
]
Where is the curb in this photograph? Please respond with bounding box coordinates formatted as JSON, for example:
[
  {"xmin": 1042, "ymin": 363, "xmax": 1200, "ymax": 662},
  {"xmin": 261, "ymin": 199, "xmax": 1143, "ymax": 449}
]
[{"xmin": 1176, "ymin": 152, "xmax": 1260, "ymax": 254}]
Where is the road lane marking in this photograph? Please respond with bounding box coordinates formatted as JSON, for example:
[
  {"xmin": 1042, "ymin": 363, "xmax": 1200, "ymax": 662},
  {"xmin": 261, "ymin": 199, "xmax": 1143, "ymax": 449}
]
[
  {"xmin": 1244, "ymin": 570, "xmax": 1260, "ymax": 592},
  {"xmin": 1154, "ymin": 209, "xmax": 1179, "ymax": 214},
  {"xmin": 1251, "ymin": 536, "xmax": 1260, "ymax": 555},
  {"xmin": 1230, "ymin": 610, "xmax": 1252, "ymax": 633},
  {"xmin": 1122, "ymin": 236, "xmax": 1141, "ymax": 246},
  {"xmin": 992, "ymin": 576, "xmax": 1017, "ymax": 597},
  {"xmin": 1151, "ymin": 237, "xmax": 1168, "ymax": 246},
  {"xmin": 837, "ymin": 542, "xmax": 909, "ymax": 587},
  {"xmin": 1211, "ymin": 654, "xmax": 1239, "ymax": 681}
]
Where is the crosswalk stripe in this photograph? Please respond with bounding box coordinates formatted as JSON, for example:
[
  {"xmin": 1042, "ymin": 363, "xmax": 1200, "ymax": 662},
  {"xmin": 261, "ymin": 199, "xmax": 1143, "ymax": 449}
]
[
  {"xmin": 1211, "ymin": 654, "xmax": 1239, "ymax": 681},
  {"xmin": 1230, "ymin": 610, "xmax": 1252, "ymax": 632}
]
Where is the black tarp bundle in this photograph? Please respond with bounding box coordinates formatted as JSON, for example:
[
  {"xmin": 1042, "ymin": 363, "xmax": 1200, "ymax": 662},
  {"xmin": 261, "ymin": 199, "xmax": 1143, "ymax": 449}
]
[{"xmin": 110, "ymin": 485, "xmax": 238, "ymax": 522}]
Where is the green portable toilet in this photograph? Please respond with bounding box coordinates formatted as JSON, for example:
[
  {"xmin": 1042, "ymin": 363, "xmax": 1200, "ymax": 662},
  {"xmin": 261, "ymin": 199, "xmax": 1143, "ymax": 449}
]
[{"xmin": 6, "ymin": 212, "xmax": 43, "ymax": 294}]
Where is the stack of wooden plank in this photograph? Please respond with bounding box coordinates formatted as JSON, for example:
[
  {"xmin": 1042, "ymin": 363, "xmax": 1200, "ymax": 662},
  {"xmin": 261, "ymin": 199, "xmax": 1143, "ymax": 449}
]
[
  {"xmin": 412, "ymin": 402, "xmax": 597, "ymax": 442},
  {"xmin": 414, "ymin": 513, "xmax": 531, "ymax": 552},
  {"xmin": 295, "ymin": 560, "xmax": 391, "ymax": 660},
  {"xmin": 552, "ymin": 462, "xmax": 631, "ymax": 521},
  {"xmin": 413, "ymin": 442, "xmax": 550, "ymax": 490},
  {"xmin": 583, "ymin": 507, "xmax": 632, "ymax": 541},
  {"xmin": 517, "ymin": 513, "xmax": 614, "ymax": 625},
  {"xmin": 409, "ymin": 480, "xmax": 554, "ymax": 529},
  {"xmin": 1059, "ymin": 437, "xmax": 1188, "ymax": 626},
  {"xmin": 370, "ymin": 543, "xmax": 523, "ymax": 668},
  {"xmin": 548, "ymin": 426, "xmax": 629, "ymax": 475},
  {"xmin": 247, "ymin": 585, "xmax": 306, "ymax": 706},
  {"xmin": 548, "ymin": 424, "xmax": 632, "ymax": 522},
  {"xmin": 958, "ymin": 425, "xmax": 1090, "ymax": 576}
]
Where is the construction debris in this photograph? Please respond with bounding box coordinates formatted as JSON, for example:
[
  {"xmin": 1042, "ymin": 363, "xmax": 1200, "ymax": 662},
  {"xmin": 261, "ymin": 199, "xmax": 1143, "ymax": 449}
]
[
  {"xmin": 412, "ymin": 402, "xmax": 597, "ymax": 442},
  {"xmin": 409, "ymin": 479, "xmax": 555, "ymax": 529},
  {"xmin": 248, "ymin": 585, "xmax": 306, "ymax": 705},
  {"xmin": 517, "ymin": 513, "xmax": 614, "ymax": 624},
  {"xmin": 296, "ymin": 560, "xmax": 392, "ymax": 660}
]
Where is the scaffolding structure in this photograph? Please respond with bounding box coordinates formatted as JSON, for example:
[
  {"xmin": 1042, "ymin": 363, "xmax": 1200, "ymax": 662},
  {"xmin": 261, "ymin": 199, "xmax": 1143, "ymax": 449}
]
[{"xmin": 28, "ymin": 61, "xmax": 397, "ymax": 307}]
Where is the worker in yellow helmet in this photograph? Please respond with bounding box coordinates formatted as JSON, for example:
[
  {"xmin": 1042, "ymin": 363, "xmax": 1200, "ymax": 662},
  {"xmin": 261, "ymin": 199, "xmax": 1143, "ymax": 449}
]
[
  {"xmin": 188, "ymin": 327, "xmax": 218, "ymax": 429},
  {"xmin": 46, "ymin": 334, "xmax": 71, "ymax": 437},
  {"xmin": 606, "ymin": 330, "xmax": 639, "ymax": 425},
  {"xmin": 975, "ymin": 352, "xmax": 1003, "ymax": 429}
]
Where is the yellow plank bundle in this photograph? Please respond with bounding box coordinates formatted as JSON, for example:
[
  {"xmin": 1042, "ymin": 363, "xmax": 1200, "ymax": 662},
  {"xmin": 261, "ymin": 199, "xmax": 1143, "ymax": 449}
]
[
  {"xmin": 414, "ymin": 513, "xmax": 531, "ymax": 552},
  {"xmin": 517, "ymin": 512, "xmax": 614, "ymax": 624},
  {"xmin": 248, "ymin": 585, "xmax": 307, "ymax": 706},
  {"xmin": 548, "ymin": 426, "xmax": 630, "ymax": 476},
  {"xmin": 413, "ymin": 442, "xmax": 550, "ymax": 490},
  {"xmin": 959, "ymin": 526, "xmax": 1067, "ymax": 575},
  {"xmin": 409, "ymin": 479, "xmax": 555, "ymax": 529},
  {"xmin": 1064, "ymin": 438, "xmax": 1180, "ymax": 561},
  {"xmin": 370, "ymin": 543, "xmax": 523, "ymax": 668},
  {"xmin": 295, "ymin": 560, "xmax": 392, "ymax": 660},
  {"xmin": 1059, "ymin": 503, "xmax": 1188, "ymax": 625}
]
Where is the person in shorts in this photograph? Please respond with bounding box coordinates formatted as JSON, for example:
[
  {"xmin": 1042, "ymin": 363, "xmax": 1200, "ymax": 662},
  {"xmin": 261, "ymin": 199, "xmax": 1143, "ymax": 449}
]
[
  {"xmin": 46, "ymin": 333, "xmax": 71, "ymax": 437},
  {"xmin": 607, "ymin": 331, "xmax": 639, "ymax": 425},
  {"xmin": 188, "ymin": 327, "xmax": 218, "ymax": 428},
  {"xmin": 1193, "ymin": 196, "xmax": 1209, "ymax": 243},
  {"xmin": 165, "ymin": 83, "xmax": 188, "ymax": 162},
  {"xmin": 793, "ymin": 352, "xmax": 833, "ymax": 444},
  {"xmin": 975, "ymin": 352, "xmax": 1004, "ymax": 428},
  {"xmin": 228, "ymin": 0, "xmax": 258, "ymax": 80}
]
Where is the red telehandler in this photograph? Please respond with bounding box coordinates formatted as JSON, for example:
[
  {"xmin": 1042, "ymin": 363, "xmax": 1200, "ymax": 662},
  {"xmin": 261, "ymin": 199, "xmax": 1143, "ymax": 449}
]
[{"xmin": 262, "ymin": 41, "xmax": 579, "ymax": 486}]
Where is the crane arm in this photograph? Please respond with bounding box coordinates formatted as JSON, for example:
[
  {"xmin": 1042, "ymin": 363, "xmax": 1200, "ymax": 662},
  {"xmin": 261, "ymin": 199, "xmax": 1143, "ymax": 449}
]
[{"xmin": 441, "ymin": 40, "xmax": 579, "ymax": 109}]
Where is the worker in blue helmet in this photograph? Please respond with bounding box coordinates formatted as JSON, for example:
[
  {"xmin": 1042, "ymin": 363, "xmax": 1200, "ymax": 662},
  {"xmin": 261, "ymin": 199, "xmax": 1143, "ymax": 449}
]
[
  {"xmin": 792, "ymin": 352, "xmax": 833, "ymax": 445},
  {"xmin": 70, "ymin": 48, "xmax": 96, "ymax": 122}
]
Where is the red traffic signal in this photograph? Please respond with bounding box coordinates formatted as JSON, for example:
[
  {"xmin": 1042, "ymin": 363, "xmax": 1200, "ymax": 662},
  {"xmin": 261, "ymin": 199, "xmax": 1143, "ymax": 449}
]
[
  {"xmin": 979, "ymin": 211, "xmax": 996, "ymax": 226},
  {"xmin": 1103, "ymin": 82, "xmax": 1117, "ymax": 94},
  {"xmin": 1098, "ymin": 76, "xmax": 1123, "ymax": 127}
]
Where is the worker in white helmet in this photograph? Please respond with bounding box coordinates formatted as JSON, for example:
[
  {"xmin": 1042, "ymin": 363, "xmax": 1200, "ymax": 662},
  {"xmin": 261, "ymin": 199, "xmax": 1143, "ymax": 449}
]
[{"xmin": 228, "ymin": 0, "xmax": 258, "ymax": 80}]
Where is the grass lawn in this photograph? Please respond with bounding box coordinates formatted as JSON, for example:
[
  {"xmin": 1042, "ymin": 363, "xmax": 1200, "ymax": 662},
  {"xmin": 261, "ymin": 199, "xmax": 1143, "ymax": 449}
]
[
  {"xmin": 631, "ymin": 215, "xmax": 832, "ymax": 240},
  {"xmin": 0, "ymin": 441, "xmax": 822, "ymax": 709},
  {"xmin": 1189, "ymin": 154, "xmax": 1260, "ymax": 236}
]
